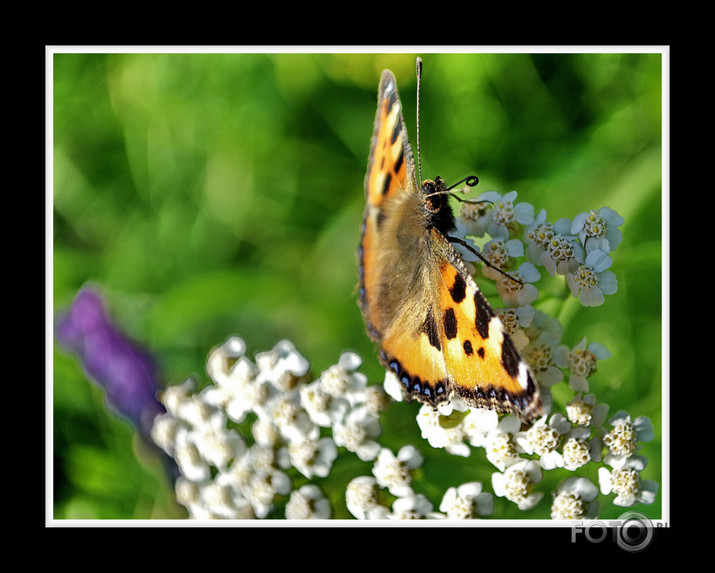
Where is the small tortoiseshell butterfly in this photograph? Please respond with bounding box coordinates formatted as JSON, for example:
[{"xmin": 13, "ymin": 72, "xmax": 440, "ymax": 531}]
[{"xmin": 358, "ymin": 60, "xmax": 543, "ymax": 423}]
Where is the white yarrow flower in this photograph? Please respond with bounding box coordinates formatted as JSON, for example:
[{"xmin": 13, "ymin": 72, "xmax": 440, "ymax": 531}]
[
  {"xmin": 551, "ymin": 476, "xmax": 600, "ymax": 520},
  {"xmin": 317, "ymin": 351, "xmax": 369, "ymax": 406},
  {"xmin": 278, "ymin": 436, "xmax": 338, "ymax": 479},
  {"xmin": 554, "ymin": 337, "xmax": 611, "ymax": 392},
  {"xmin": 476, "ymin": 190, "xmax": 535, "ymax": 239},
  {"xmin": 524, "ymin": 209, "xmax": 553, "ymax": 265},
  {"xmin": 495, "ymin": 261, "xmax": 541, "ymax": 307},
  {"xmin": 483, "ymin": 414, "xmax": 522, "ymax": 471},
  {"xmin": 333, "ymin": 406, "xmax": 382, "ymax": 461},
  {"xmin": 439, "ymin": 482, "xmax": 494, "ymax": 519},
  {"xmin": 299, "ymin": 378, "xmax": 350, "ymax": 428},
  {"xmin": 192, "ymin": 420, "xmax": 247, "ymax": 471},
  {"xmin": 372, "ymin": 445, "xmax": 423, "ymax": 497},
  {"xmin": 566, "ymin": 249, "xmax": 618, "ymax": 307},
  {"xmin": 562, "ymin": 425, "xmax": 602, "ymax": 471},
  {"xmin": 254, "ymin": 339, "xmax": 311, "ymax": 392},
  {"xmin": 285, "ymin": 484, "xmax": 332, "ymax": 519},
  {"xmin": 244, "ymin": 469, "xmax": 292, "ymax": 518},
  {"xmin": 571, "ymin": 207, "xmax": 623, "ymax": 254},
  {"xmin": 523, "ymin": 332, "xmax": 564, "ymax": 389},
  {"xmin": 173, "ymin": 430, "xmax": 212, "ymax": 482},
  {"xmin": 603, "ymin": 411, "xmax": 654, "ymax": 468},
  {"xmin": 462, "ymin": 407, "xmax": 500, "ymax": 448},
  {"xmin": 515, "ymin": 413, "xmax": 570, "ymax": 470},
  {"xmin": 565, "ymin": 393, "xmax": 609, "ymax": 427},
  {"xmin": 271, "ymin": 392, "xmax": 319, "ymax": 443},
  {"xmin": 492, "ymin": 459, "xmax": 544, "ymax": 510},
  {"xmin": 480, "ymin": 237, "xmax": 525, "ymax": 280},
  {"xmin": 416, "ymin": 404, "xmax": 470, "ymax": 456},
  {"xmin": 346, "ymin": 476, "xmax": 388, "ymax": 519},
  {"xmin": 598, "ymin": 455, "xmax": 658, "ymax": 507},
  {"xmin": 390, "ymin": 491, "xmax": 434, "ymax": 519}
]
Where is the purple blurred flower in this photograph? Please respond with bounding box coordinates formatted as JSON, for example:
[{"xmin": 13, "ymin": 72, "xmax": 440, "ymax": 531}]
[{"xmin": 55, "ymin": 286, "xmax": 165, "ymax": 439}]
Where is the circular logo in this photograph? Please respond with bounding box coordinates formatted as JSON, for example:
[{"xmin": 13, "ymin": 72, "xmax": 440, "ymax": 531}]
[{"xmin": 616, "ymin": 511, "xmax": 654, "ymax": 552}]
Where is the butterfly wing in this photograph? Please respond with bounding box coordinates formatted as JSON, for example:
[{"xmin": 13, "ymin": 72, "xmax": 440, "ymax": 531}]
[
  {"xmin": 359, "ymin": 69, "xmax": 420, "ymax": 339},
  {"xmin": 359, "ymin": 69, "xmax": 542, "ymax": 423},
  {"xmin": 430, "ymin": 232, "xmax": 543, "ymax": 421},
  {"xmin": 364, "ymin": 71, "xmax": 413, "ymax": 212}
]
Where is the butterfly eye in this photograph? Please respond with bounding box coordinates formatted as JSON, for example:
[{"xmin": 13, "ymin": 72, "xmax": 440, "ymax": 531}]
[
  {"xmin": 424, "ymin": 190, "xmax": 443, "ymax": 213},
  {"xmin": 422, "ymin": 178, "xmax": 448, "ymax": 213}
]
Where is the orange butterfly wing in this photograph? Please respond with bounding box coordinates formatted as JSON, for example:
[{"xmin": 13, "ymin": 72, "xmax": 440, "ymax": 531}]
[
  {"xmin": 359, "ymin": 70, "xmax": 414, "ymax": 342},
  {"xmin": 358, "ymin": 69, "xmax": 542, "ymax": 423}
]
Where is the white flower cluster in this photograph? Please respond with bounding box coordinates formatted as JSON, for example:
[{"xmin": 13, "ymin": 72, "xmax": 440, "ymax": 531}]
[
  {"xmin": 598, "ymin": 411, "xmax": 659, "ymax": 507},
  {"xmin": 345, "ymin": 443, "xmax": 495, "ymax": 520},
  {"xmin": 386, "ymin": 377, "xmax": 657, "ymax": 518},
  {"xmin": 151, "ymin": 336, "xmax": 498, "ymax": 519},
  {"xmin": 458, "ymin": 191, "xmax": 622, "ymax": 308},
  {"xmin": 151, "ymin": 336, "xmax": 657, "ymax": 520},
  {"xmin": 346, "ymin": 465, "xmax": 494, "ymax": 520},
  {"xmin": 151, "ymin": 337, "xmax": 372, "ymax": 518}
]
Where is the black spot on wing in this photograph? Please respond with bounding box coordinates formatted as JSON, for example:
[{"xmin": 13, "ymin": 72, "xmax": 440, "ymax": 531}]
[
  {"xmin": 390, "ymin": 119, "xmax": 401, "ymax": 145},
  {"xmin": 449, "ymin": 273, "xmax": 467, "ymax": 303},
  {"xmin": 393, "ymin": 146, "xmax": 404, "ymax": 175},
  {"xmin": 376, "ymin": 210, "xmax": 385, "ymax": 229},
  {"xmin": 500, "ymin": 334, "xmax": 522, "ymax": 379},
  {"xmin": 381, "ymin": 172, "xmax": 392, "ymax": 196},
  {"xmin": 475, "ymin": 291, "xmax": 493, "ymax": 339},
  {"xmin": 443, "ymin": 308, "xmax": 457, "ymax": 340},
  {"xmin": 422, "ymin": 307, "xmax": 441, "ymax": 351}
]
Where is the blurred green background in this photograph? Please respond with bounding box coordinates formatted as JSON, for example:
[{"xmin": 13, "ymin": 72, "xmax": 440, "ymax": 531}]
[{"xmin": 51, "ymin": 51, "xmax": 664, "ymax": 520}]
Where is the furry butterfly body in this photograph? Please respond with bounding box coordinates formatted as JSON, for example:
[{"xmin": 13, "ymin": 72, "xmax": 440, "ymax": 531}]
[{"xmin": 358, "ymin": 68, "xmax": 543, "ymax": 423}]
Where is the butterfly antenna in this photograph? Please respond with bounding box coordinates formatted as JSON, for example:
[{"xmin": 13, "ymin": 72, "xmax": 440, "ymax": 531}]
[
  {"xmin": 447, "ymin": 175, "xmax": 486, "ymax": 204},
  {"xmin": 446, "ymin": 175, "xmax": 479, "ymax": 192},
  {"xmin": 415, "ymin": 57, "xmax": 423, "ymax": 185},
  {"xmin": 424, "ymin": 175, "xmax": 482, "ymax": 203}
]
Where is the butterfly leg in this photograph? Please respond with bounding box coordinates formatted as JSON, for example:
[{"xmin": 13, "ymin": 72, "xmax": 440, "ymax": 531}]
[{"xmin": 447, "ymin": 236, "xmax": 524, "ymax": 285}]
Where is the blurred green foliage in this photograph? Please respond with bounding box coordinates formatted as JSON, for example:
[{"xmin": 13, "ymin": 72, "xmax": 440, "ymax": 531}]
[{"xmin": 52, "ymin": 51, "xmax": 663, "ymax": 520}]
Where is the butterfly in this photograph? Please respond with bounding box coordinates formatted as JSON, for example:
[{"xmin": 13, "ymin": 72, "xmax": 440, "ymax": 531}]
[{"xmin": 358, "ymin": 60, "xmax": 543, "ymax": 423}]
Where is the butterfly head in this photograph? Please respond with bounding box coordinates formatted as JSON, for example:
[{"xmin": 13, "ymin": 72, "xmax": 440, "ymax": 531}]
[
  {"xmin": 421, "ymin": 176, "xmax": 449, "ymax": 213},
  {"xmin": 420, "ymin": 176, "xmax": 456, "ymax": 236},
  {"xmin": 421, "ymin": 174, "xmax": 481, "ymax": 236}
]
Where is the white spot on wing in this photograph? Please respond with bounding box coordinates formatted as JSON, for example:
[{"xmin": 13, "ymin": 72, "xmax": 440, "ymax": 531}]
[{"xmin": 517, "ymin": 361, "xmax": 530, "ymax": 391}]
